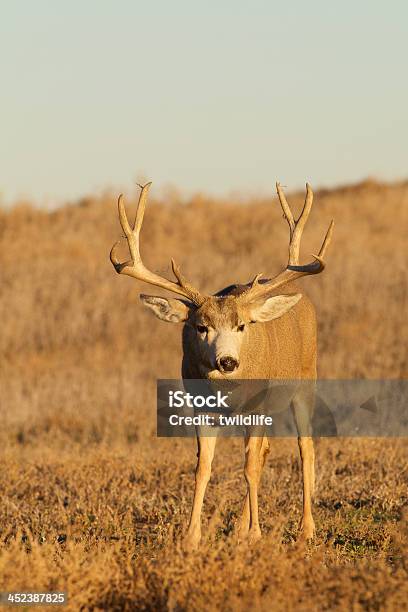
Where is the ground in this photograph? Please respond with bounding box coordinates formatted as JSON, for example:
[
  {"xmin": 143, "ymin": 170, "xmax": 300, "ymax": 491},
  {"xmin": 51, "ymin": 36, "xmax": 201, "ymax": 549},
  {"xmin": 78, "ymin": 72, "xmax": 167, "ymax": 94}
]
[{"xmin": 0, "ymin": 179, "xmax": 407, "ymax": 610}]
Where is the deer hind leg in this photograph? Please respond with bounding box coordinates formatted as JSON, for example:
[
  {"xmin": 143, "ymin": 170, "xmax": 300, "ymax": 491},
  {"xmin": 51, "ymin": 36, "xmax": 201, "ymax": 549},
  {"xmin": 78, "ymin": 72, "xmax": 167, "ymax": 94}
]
[
  {"xmin": 239, "ymin": 434, "xmax": 270, "ymax": 540},
  {"xmin": 292, "ymin": 384, "xmax": 316, "ymax": 540},
  {"xmin": 184, "ymin": 433, "xmax": 217, "ymax": 551},
  {"xmin": 239, "ymin": 432, "xmax": 268, "ymax": 544}
]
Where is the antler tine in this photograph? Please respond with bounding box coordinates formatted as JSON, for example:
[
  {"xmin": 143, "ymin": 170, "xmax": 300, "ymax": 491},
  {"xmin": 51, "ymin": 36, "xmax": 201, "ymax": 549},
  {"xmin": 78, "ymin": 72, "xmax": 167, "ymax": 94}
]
[
  {"xmin": 133, "ymin": 182, "xmax": 152, "ymax": 237},
  {"xmin": 117, "ymin": 193, "xmax": 138, "ymax": 262},
  {"xmin": 110, "ymin": 196, "xmax": 133, "ymax": 273},
  {"xmin": 276, "ymin": 182, "xmax": 295, "ymax": 235},
  {"xmin": 294, "ymin": 183, "xmax": 313, "ymax": 238},
  {"xmin": 249, "ymin": 273, "xmax": 263, "ymax": 287},
  {"xmin": 316, "ymin": 219, "xmax": 334, "ymax": 260},
  {"xmin": 171, "ymin": 259, "xmax": 204, "ymax": 305},
  {"xmin": 110, "ymin": 183, "xmax": 205, "ymax": 305},
  {"xmin": 277, "ymin": 182, "xmax": 314, "ymax": 265}
]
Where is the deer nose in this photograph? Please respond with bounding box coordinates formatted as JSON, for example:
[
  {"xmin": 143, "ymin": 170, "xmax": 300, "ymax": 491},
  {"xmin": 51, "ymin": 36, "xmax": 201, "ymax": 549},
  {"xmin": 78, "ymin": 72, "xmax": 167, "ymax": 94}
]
[{"xmin": 218, "ymin": 356, "xmax": 239, "ymax": 373}]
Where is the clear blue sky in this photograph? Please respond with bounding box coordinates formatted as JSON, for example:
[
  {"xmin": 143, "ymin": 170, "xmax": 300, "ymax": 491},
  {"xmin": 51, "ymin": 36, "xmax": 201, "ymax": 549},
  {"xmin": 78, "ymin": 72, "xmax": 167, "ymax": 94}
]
[{"xmin": 1, "ymin": 1, "xmax": 407, "ymax": 205}]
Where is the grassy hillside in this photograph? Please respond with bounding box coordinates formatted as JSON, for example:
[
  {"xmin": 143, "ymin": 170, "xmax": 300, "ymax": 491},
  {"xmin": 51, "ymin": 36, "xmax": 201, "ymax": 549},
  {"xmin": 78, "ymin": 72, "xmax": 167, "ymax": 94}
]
[{"xmin": 0, "ymin": 179, "xmax": 407, "ymax": 610}]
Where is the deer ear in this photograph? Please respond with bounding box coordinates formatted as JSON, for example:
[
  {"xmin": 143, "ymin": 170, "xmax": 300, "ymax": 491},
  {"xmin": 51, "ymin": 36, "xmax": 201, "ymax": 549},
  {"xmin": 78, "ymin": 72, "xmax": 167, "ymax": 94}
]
[
  {"xmin": 249, "ymin": 293, "xmax": 302, "ymax": 323},
  {"xmin": 140, "ymin": 295, "xmax": 192, "ymax": 323}
]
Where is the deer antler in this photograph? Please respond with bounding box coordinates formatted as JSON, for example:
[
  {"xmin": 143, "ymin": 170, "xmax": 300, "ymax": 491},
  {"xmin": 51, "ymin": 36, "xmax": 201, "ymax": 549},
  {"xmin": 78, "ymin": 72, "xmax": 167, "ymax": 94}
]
[
  {"xmin": 240, "ymin": 182, "xmax": 334, "ymax": 301},
  {"xmin": 110, "ymin": 183, "xmax": 205, "ymax": 305}
]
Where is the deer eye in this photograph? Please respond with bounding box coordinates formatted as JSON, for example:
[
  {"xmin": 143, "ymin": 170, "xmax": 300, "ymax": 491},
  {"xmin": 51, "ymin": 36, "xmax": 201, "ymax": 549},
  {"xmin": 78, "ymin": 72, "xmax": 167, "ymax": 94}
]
[
  {"xmin": 237, "ymin": 324, "xmax": 245, "ymax": 332},
  {"xmin": 196, "ymin": 324, "xmax": 208, "ymax": 334}
]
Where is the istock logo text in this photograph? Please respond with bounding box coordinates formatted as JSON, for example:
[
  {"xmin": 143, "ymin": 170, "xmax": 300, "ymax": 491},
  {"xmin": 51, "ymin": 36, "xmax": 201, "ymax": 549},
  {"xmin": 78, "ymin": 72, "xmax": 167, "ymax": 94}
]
[{"xmin": 168, "ymin": 390, "xmax": 230, "ymax": 409}]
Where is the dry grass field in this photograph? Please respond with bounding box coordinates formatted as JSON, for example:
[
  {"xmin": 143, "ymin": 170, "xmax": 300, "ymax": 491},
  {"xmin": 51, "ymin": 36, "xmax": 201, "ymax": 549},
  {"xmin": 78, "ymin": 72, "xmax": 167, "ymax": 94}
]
[{"xmin": 0, "ymin": 179, "xmax": 407, "ymax": 610}]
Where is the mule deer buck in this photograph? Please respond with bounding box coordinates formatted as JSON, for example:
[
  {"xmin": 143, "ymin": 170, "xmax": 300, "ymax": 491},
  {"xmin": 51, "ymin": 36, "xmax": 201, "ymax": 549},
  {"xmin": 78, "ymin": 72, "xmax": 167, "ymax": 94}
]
[{"xmin": 110, "ymin": 181, "xmax": 333, "ymax": 549}]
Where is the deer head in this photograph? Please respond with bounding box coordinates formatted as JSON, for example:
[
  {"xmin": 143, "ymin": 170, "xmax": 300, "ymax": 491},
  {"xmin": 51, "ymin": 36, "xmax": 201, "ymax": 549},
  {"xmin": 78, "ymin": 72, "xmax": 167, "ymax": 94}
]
[{"xmin": 110, "ymin": 182, "xmax": 334, "ymax": 376}]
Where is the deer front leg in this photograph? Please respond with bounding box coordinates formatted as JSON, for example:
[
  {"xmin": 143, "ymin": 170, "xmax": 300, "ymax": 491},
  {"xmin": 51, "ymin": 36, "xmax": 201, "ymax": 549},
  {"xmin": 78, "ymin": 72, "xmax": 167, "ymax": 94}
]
[
  {"xmin": 239, "ymin": 434, "xmax": 269, "ymax": 540},
  {"xmin": 241, "ymin": 434, "xmax": 265, "ymax": 544},
  {"xmin": 184, "ymin": 433, "xmax": 217, "ymax": 551},
  {"xmin": 292, "ymin": 385, "xmax": 316, "ymax": 540},
  {"xmin": 297, "ymin": 436, "xmax": 315, "ymax": 539}
]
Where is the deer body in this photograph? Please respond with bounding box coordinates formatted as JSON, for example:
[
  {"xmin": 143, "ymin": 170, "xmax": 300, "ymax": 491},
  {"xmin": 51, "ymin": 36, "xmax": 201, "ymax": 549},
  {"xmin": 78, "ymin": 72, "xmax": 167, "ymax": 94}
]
[
  {"xmin": 110, "ymin": 181, "xmax": 333, "ymax": 550},
  {"xmin": 177, "ymin": 288, "xmax": 318, "ymax": 548}
]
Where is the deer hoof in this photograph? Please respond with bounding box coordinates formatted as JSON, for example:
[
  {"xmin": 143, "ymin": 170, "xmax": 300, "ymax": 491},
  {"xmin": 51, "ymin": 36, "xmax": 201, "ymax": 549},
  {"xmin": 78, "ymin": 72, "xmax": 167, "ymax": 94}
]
[
  {"xmin": 247, "ymin": 528, "xmax": 262, "ymax": 545},
  {"xmin": 183, "ymin": 532, "xmax": 201, "ymax": 552},
  {"xmin": 299, "ymin": 520, "xmax": 315, "ymax": 541}
]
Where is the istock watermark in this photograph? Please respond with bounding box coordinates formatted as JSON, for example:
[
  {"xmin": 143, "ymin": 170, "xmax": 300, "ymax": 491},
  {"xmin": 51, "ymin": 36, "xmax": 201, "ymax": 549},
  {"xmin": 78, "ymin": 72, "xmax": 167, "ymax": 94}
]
[
  {"xmin": 157, "ymin": 379, "xmax": 408, "ymax": 437},
  {"xmin": 168, "ymin": 390, "xmax": 230, "ymax": 409},
  {"xmin": 167, "ymin": 387, "xmax": 273, "ymax": 427}
]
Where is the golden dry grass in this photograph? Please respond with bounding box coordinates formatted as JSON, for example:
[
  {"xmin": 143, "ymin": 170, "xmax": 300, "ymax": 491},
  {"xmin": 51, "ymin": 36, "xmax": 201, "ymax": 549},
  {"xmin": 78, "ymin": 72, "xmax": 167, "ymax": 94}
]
[{"xmin": 0, "ymin": 179, "xmax": 407, "ymax": 610}]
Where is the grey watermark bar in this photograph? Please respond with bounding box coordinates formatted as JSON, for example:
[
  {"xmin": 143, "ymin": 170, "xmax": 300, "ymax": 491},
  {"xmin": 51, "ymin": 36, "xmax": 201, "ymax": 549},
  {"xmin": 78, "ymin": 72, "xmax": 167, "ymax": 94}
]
[{"xmin": 157, "ymin": 379, "xmax": 408, "ymax": 437}]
